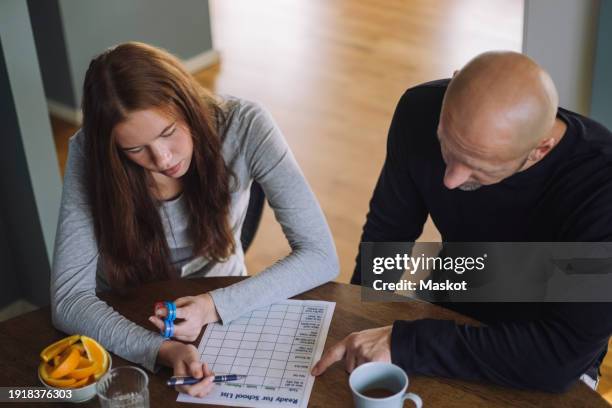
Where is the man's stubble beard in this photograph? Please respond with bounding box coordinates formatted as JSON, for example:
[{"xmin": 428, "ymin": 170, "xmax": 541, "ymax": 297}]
[{"xmin": 458, "ymin": 182, "xmax": 482, "ymax": 191}]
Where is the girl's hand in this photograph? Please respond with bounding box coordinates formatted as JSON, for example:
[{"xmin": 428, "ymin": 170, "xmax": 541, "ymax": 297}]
[
  {"xmin": 157, "ymin": 341, "xmax": 215, "ymax": 398},
  {"xmin": 149, "ymin": 293, "xmax": 220, "ymax": 342}
]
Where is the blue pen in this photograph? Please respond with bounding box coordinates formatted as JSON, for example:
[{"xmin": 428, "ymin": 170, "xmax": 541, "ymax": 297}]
[{"xmin": 167, "ymin": 375, "xmax": 247, "ymax": 386}]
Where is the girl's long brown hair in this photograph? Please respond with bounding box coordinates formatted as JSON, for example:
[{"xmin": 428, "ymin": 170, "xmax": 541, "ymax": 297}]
[{"xmin": 82, "ymin": 42, "xmax": 235, "ymax": 291}]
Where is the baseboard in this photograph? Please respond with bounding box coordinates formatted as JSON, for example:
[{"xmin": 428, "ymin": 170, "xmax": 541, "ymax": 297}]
[
  {"xmin": 47, "ymin": 48, "xmax": 220, "ymax": 125},
  {"xmin": 183, "ymin": 48, "xmax": 220, "ymax": 73},
  {"xmin": 47, "ymin": 99, "xmax": 82, "ymax": 125},
  {"xmin": 0, "ymin": 299, "xmax": 38, "ymax": 322}
]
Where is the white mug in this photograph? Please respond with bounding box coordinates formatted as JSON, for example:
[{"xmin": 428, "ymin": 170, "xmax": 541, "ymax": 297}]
[{"xmin": 349, "ymin": 362, "xmax": 422, "ymax": 408}]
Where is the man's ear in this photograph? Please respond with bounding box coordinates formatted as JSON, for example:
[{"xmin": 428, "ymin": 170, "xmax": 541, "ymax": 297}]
[{"xmin": 529, "ymin": 137, "xmax": 556, "ymax": 162}]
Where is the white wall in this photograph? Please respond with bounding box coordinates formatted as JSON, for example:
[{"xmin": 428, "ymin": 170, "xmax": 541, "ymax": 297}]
[
  {"xmin": 29, "ymin": 0, "xmax": 217, "ymax": 122},
  {"xmin": 591, "ymin": 0, "xmax": 612, "ymax": 129},
  {"xmin": 522, "ymin": 0, "xmax": 600, "ymax": 115},
  {"xmin": 0, "ymin": 0, "xmax": 63, "ymax": 306}
]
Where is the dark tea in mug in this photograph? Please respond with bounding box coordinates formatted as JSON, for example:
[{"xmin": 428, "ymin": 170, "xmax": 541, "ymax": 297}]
[{"xmin": 361, "ymin": 387, "xmax": 397, "ymax": 399}]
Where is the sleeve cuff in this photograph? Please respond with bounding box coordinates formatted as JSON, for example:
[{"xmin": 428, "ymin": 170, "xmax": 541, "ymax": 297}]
[
  {"xmin": 143, "ymin": 336, "xmax": 168, "ymax": 373},
  {"xmin": 391, "ymin": 320, "xmax": 418, "ymax": 372},
  {"xmin": 208, "ymin": 288, "xmax": 232, "ymax": 324},
  {"xmin": 392, "ymin": 318, "xmax": 460, "ymax": 377}
]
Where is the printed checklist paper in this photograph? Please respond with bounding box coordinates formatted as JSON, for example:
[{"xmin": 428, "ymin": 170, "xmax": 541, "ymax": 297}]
[{"xmin": 177, "ymin": 300, "xmax": 336, "ymax": 407}]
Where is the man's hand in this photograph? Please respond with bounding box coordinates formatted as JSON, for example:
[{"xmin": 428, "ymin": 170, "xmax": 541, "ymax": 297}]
[{"xmin": 311, "ymin": 325, "xmax": 393, "ymax": 376}]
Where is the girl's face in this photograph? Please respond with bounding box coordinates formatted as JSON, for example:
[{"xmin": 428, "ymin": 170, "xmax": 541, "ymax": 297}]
[{"xmin": 113, "ymin": 108, "xmax": 193, "ymax": 179}]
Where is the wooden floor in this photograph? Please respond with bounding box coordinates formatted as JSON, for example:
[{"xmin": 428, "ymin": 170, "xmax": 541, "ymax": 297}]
[
  {"xmin": 602, "ymin": 339, "xmax": 612, "ymax": 402},
  {"xmin": 49, "ymin": 0, "xmax": 612, "ymax": 402}
]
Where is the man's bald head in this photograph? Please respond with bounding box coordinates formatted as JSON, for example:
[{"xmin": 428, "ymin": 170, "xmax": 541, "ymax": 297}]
[{"xmin": 438, "ymin": 51, "xmax": 563, "ymax": 190}]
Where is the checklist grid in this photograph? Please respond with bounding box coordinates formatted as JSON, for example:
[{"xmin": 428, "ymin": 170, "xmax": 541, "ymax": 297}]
[{"xmin": 199, "ymin": 302, "xmax": 326, "ymax": 390}]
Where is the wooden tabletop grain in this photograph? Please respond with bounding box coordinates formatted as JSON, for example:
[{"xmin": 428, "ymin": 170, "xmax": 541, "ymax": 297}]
[{"xmin": 0, "ymin": 277, "xmax": 607, "ymax": 407}]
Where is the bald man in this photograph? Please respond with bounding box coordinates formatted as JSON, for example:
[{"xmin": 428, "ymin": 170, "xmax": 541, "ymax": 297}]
[{"xmin": 312, "ymin": 52, "xmax": 612, "ymax": 392}]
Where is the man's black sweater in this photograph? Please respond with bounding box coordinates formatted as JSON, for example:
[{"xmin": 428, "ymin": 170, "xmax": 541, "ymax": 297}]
[{"xmin": 352, "ymin": 79, "xmax": 612, "ymax": 392}]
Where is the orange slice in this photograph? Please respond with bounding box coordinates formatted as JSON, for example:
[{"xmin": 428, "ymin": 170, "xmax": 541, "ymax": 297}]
[
  {"xmin": 74, "ymin": 343, "xmax": 86, "ymax": 356},
  {"xmin": 76, "ymin": 356, "xmax": 92, "ymax": 368},
  {"xmin": 39, "ymin": 362, "xmax": 77, "ymax": 388},
  {"xmin": 40, "ymin": 334, "xmax": 80, "ymax": 363},
  {"xmin": 52, "ymin": 355, "xmax": 61, "ymax": 367},
  {"xmin": 81, "ymin": 336, "xmax": 109, "ymax": 379},
  {"xmin": 71, "ymin": 376, "xmax": 90, "ymax": 388},
  {"xmin": 67, "ymin": 357, "xmax": 96, "ymax": 379},
  {"xmin": 49, "ymin": 345, "xmax": 80, "ymax": 379}
]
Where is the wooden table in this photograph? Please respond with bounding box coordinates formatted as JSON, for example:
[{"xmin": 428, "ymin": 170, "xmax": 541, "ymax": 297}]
[{"xmin": 0, "ymin": 277, "xmax": 607, "ymax": 407}]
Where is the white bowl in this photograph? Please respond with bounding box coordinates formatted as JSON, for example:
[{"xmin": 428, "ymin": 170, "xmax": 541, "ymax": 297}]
[{"xmin": 38, "ymin": 352, "xmax": 112, "ymax": 403}]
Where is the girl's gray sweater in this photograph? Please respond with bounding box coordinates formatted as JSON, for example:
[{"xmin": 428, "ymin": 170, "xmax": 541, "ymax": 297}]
[{"xmin": 51, "ymin": 97, "xmax": 339, "ymax": 371}]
